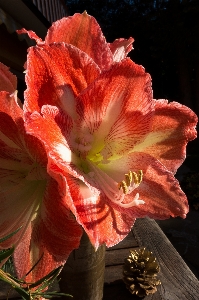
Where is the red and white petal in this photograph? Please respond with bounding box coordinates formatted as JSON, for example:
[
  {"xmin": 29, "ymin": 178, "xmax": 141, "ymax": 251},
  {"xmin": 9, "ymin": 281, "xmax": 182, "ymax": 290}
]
[
  {"xmin": 45, "ymin": 12, "xmax": 113, "ymax": 71},
  {"xmin": 76, "ymin": 58, "xmax": 153, "ymax": 157},
  {"xmin": 108, "ymin": 37, "xmax": 134, "ymax": 62},
  {"xmin": 0, "ymin": 62, "xmax": 17, "ymax": 93},
  {"xmin": 63, "ymin": 173, "xmax": 136, "ymax": 249},
  {"xmin": 14, "ymin": 178, "xmax": 82, "ymax": 282},
  {"xmin": 25, "ymin": 110, "xmax": 72, "ymax": 166},
  {"xmin": 0, "ymin": 173, "xmax": 45, "ymax": 249},
  {"xmin": 0, "ymin": 91, "xmax": 47, "ymax": 167},
  {"xmin": 100, "ymin": 152, "xmax": 189, "ymax": 220},
  {"xmin": 133, "ymin": 100, "xmax": 198, "ymax": 174},
  {"xmin": 25, "ymin": 43, "xmax": 100, "ymax": 113}
]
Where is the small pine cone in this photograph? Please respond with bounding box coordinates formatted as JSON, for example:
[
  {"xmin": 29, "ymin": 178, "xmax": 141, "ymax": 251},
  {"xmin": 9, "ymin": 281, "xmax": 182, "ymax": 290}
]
[{"xmin": 123, "ymin": 247, "xmax": 161, "ymax": 298}]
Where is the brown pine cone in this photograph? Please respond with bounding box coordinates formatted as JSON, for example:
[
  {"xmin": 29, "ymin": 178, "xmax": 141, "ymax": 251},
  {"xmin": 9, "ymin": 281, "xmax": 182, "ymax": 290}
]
[{"xmin": 123, "ymin": 247, "xmax": 161, "ymax": 298}]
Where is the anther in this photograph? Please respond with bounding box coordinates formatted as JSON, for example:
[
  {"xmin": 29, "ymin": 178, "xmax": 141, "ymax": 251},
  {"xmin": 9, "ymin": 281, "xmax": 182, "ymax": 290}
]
[
  {"xmin": 118, "ymin": 180, "xmax": 128, "ymax": 194},
  {"xmin": 118, "ymin": 170, "xmax": 143, "ymax": 195}
]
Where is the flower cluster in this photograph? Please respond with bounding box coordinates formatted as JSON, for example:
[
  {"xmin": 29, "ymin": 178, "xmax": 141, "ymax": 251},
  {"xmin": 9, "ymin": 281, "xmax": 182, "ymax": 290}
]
[{"xmin": 0, "ymin": 12, "xmax": 197, "ymax": 283}]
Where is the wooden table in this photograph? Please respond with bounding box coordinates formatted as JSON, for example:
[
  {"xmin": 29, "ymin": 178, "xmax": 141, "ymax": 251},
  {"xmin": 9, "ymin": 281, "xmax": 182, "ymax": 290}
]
[
  {"xmin": 1, "ymin": 218, "xmax": 199, "ymax": 299},
  {"xmin": 103, "ymin": 218, "xmax": 199, "ymax": 299}
]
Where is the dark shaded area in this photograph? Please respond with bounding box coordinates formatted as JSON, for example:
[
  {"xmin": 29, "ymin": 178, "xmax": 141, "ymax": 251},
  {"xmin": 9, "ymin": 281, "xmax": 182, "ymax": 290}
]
[{"xmin": 103, "ymin": 280, "xmax": 140, "ymax": 299}]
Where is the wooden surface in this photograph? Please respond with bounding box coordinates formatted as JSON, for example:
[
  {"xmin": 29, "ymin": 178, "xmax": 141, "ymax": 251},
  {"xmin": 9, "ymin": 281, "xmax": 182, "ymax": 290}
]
[
  {"xmin": 103, "ymin": 218, "xmax": 199, "ymax": 300},
  {"xmin": 1, "ymin": 218, "xmax": 199, "ymax": 299}
]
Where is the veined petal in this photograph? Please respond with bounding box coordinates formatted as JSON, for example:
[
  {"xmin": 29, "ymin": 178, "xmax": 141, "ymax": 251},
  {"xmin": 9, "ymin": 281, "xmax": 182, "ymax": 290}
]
[
  {"xmin": 108, "ymin": 37, "xmax": 134, "ymax": 62},
  {"xmin": 0, "ymin": 171, "xmax": 46, "ymax": 249},
  {"xmin": 0, "ymin": 91, "xmax": 47, "ymax": 167},
  {"xmin": 76, "ymin": 58, "xmax": 153, "ymax": 158},
  {"xmin": 45, "ymin": 12, "xmax": 113, "ymax": 70},
  {"xmin": 61, "ymin": 173, "xmax": 136, "ymax": 249},
  {"xmin": 132, "ymin": 100, "xmax": 198, "ymax": 174},
  {"xmin": 25, "ymin": 110, "xmax": 72, "ymax": 165},
  {"xmin": 25, "ymin": 43, "xmax": 100, "ymax": 113},
  {"xmin": 0, "ymin": 62, "xmax": 17, "ymax": 93},
  {"xmin": 100, "ymin": 152, "xmax": 189, "ymax": 219},
  {"xmin": 14, "ymin": 178, "xmax": 82, "ymax": 282}
]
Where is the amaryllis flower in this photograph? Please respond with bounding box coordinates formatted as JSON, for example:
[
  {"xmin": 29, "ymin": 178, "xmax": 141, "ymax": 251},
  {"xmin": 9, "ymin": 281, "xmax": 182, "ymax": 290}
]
[
  {"xmin": 18, "ymin": 11, "xmax": 134, "ymax": 71},
  {"xmin": 23, "ymin": 35, "xmax": 197, "ymax": 250},
  {"xmin": 0, "ymin": 62, "xmax": 82, "ymax": 282}
]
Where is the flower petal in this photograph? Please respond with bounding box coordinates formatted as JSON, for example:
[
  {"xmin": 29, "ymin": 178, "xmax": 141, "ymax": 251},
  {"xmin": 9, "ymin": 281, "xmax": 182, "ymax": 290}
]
[
  {"xmin": 132, "ymin": 100, "xmax": 198, "ymax": 174},
  {"xmin": 0, "ymin": 173, "xmax": 45, "ymax": 250},
  {"xmin": 0, "ymin": 62, "xmax": 17, "ymax": 93},
  {"xmin": 0, "ymin": 91, "xmax": 25, "ymax": 149},
  {"xmin": 0, "ymin": 91, "xmax": 47, "ymax": 166},
  {"xmin": 76, "ymin": 58, "xmax": 153, "ymax": 157},
  {"xmin": 25, "ymin": 43, "xmax": 100, "ymax": 113},
  {"xmin": 108, "ymin": 37, "xmax": 134, "ymax": 62},
  {"xmin": 13, "ymin": 178, "xmax": 82, "ymax": 282},
  {"xmin": 45, "ymin": 12, "xmax": 113, "ymax": 70},
  {"xmin": 100, "ymin": 152, "xmax": 189, "ymax": 220},
  {"xmin": 60, "ymin": 173, "xmax": 136, "ymax": 249}
]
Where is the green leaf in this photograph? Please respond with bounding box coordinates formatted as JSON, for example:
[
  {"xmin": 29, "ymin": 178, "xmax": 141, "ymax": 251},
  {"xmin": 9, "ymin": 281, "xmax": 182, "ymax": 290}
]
[
  {"xmin": 0, "ymin": 247, "xmax": 14, "ymax": 262},
  {"xmin": 0, "ymin": 226, "xmax": 22, "ymax": 243},
  {"xmin": 11, "ymin": 286, "xmax": 30, "ymax": 300},
  {"xmin": 29, "ymin": 266, "xmax": 62, "ymax": 289}
]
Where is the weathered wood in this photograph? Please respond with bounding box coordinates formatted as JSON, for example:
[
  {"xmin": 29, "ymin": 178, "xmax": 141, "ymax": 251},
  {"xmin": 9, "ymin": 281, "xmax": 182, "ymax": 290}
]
[
  {"xmin": 133, "ymin": 218, "xmax": 199, "ymax": 300},
  {"xmin": 1, "ymin": 218, "xmax": 199, "ymax": 300},
  {"xmin": 106, "ymin": 230, "xmax": 138, "ymax": 251}
]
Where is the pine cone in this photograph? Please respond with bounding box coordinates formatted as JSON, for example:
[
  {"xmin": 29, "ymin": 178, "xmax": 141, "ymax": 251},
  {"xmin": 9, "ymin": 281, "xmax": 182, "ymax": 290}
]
[{"xmin": 123, "ymin": 247, "xmax": 161, "ymax": 298}]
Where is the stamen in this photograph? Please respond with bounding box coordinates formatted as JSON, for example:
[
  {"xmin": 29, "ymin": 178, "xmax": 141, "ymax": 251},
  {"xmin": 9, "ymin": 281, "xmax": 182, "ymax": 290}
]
[
  {"xmin": 118, "ymin": 170, "xmax": 143, "ymax": 194},
  {"xmin": 118, "ymin": 180, "xmax": 128, "ymax": 194},
  {"xmin": 125, "ymin": 171, "xmax": 133, "ymax": 186},
  {"xmin": 87, "ymin": 161, "xmax": 145, "ymax": 208}
]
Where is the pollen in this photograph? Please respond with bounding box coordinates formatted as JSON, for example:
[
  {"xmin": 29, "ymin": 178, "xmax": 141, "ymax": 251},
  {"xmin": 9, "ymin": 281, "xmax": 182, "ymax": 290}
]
[{"xmin": 118, "ymin": 170, "xmax": 143, "ymax": 194}]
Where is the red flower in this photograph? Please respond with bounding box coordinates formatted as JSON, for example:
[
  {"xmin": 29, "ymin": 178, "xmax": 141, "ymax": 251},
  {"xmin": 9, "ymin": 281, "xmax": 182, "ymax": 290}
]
[
  {"xmin": 0, "ymin": 63, "xmax": 82, "ymax": 282},
  {"xmin": 18, "ymin": 11, "xmax": 134, "ymax": 71},
  {"xmin": 23, "ymin": 32, "xmax": 197, "ymax": 249}
]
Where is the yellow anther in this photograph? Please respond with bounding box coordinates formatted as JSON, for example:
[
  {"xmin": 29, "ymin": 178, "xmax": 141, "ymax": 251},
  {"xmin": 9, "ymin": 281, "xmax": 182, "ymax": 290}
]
[
  {"xmin": 132, "ymin": 171, "xmax": 139, "ymax": 184},
  {"xmin": 118, "ymin": 180, "xmax": 128, "ymax": 194},
  {"xmin": 125, "ymin": 171, "xmax": 133, "ymax": 187},
  {"xmin": 118, "ymin": 170, "xmax": 143, "ymax": 194},
  {"xmin": 138, "ymin": 170, "xmax": 143, "ymax": 184}
]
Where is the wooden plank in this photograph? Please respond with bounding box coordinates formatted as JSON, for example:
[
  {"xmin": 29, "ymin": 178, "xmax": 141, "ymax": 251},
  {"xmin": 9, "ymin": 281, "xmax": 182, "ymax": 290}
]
[
  {"xmin": 106, "ymin": 231, "xmax": 138, "ymax": 250},
  {"xmin": 105, "ymin": 247, "xmax": 139, "ymax": 266},
  {"xmin": 104, "ymin": 265, "xmax": 123, "ymax": 283},
  {"xmin": 133, "ymin": 218, "xmax": 199, "ymax": 300}
]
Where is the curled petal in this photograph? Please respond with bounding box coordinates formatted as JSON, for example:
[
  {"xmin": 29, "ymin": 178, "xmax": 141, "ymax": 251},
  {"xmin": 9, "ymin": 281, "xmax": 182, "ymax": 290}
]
[
  {"xmin": 25, "ymin": 43, "xmax": 100, "ymax": 113},
  {"xmin": 101, "ymin": 152, "xmax": 189, "ymax": 220},
  {"xmin": 133, "ymin": 100, "xmax": 198, "ymax": 174},
  {"xmin": 45, "ymin": 12, "xmax": 113, "ymax": 70},
  {"xmin": 17, "ymin": 28, "xmax": 43, "ymax": 44},
  {"xmin": 108, "ymin": 37, "xmax": 134, "ymax": 62}
]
